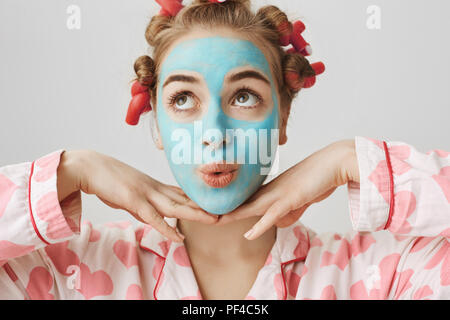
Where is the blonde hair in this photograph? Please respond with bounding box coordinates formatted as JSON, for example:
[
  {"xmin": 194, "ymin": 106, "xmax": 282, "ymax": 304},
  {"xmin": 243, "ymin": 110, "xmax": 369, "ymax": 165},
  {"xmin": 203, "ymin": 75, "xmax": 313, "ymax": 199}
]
[{"xmin": 133, "ymin": 0, "xmax": 315, "ymax": 127}]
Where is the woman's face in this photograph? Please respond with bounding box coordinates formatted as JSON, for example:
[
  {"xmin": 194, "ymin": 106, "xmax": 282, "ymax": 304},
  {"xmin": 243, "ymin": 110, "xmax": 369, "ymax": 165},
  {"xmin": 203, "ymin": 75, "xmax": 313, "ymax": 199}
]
[{"xmin": 154, "ymin": 30, "xmax": 282, "ymax": 215}]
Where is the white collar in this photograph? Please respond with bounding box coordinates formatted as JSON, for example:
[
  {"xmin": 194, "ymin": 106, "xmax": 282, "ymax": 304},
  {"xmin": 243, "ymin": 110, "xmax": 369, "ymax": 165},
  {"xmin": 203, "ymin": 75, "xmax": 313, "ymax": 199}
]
[{"xmin": 138, "ymin": 218, "xmax": 310, "ymax": 300}]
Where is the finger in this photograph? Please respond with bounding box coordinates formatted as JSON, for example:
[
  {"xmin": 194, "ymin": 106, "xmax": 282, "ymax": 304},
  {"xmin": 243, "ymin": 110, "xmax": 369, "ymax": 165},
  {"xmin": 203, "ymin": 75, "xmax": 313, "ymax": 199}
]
[
  {"xmin": 135, "ymin": 201, "xmax": 184, "ymax": 242},
  {"xmin": 97, "ymin": 196, "xmax": 123, "ymax": 210},
  {"xmin": 162, "ymin": 185, "xmax": 202, "ymax": 209},
  {"xmin": 244, "ymin": 200, "xmax": 292, "ymax": 240},
  {"xmin": 98, "ymin": 196, "xmax": 171, "ymax": 228},
  {"xmin": 218, "ymin": 193, "xmax": 276, "ymax": 225},
  {"xmin": 275, "ymin": 203, "xmax": 311, "ymax": 228},
  {"xmin": 148, "ymin": 192, "xmax": 218, "ymax": 224}
]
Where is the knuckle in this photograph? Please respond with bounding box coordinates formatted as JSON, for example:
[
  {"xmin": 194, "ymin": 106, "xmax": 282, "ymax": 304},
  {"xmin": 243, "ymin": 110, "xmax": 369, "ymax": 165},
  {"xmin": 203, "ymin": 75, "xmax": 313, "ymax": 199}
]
[
  {"xmin": 170, "ymin": 199, "xmax": 180, "ymax": 209},
  {"xmin": 182, "ymin": 194, "xmax": 191, "ymax": 203}
]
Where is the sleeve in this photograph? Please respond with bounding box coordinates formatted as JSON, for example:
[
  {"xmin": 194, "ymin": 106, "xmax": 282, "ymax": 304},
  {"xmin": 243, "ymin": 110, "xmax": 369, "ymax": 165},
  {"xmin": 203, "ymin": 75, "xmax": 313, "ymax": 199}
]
[
  {"xmin": 347, "ymin": 136, "xmax": 450, "ymax": 238},
  {"xmin": 0, "ymin": 151, "xmax": 157, "ymax": 300},
  {"xmin": 0, "ymin": 150, "xmax": 82, "ymax": 263},
  {"xmin": 0, "ymin": 150, "xmax": 85, "ymax": 299},
  {"xmin": 342, "ymin": 136, "xmax": 449, "ymax": 299}
]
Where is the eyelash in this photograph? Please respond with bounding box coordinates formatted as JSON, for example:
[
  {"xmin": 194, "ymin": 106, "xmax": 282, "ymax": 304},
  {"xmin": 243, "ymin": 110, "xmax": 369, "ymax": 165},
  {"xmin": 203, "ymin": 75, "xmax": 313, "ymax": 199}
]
[
  {"xmin": 231, "ymin": 86, "xmax": 263, "ymax": 109},
  {"xmin": 166, "ymin": 86, "xmax": 263, "ymax": 112},
  {"xmin": 167, "ymin": 90, "xmax": 194, "ymax": 113}
]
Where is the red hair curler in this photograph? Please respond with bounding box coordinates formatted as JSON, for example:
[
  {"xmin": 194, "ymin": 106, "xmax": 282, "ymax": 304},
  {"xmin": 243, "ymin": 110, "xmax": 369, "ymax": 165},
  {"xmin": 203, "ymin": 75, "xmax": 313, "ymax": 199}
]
[
  {"xmin": 277, "ymin": 21, "xmax": 292, "ymax": 46},
  {"xmin": 155, "ymin": 0, "xmax": 184, "ymax": 17},
  {"xmin": 281, "ymin": 20, "xmax": 325, "ymax": 89},
  {"xmin": 126, "ymin": 81, "xmax": 152, "ymax": 126}
]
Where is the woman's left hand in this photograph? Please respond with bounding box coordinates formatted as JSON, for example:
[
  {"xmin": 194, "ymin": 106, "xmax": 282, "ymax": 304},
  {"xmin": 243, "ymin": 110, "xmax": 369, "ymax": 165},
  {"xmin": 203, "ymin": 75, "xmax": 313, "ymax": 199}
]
[{"xmin": 215, "ymin": 139, "xmax": 360, "ymax": 240}]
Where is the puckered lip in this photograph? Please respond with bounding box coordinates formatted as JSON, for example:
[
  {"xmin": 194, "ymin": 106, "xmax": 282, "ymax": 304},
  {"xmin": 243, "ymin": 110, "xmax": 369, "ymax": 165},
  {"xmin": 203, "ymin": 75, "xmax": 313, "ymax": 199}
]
[
  {"xmin": 198, "ymin": 162, "xmax": 240, "ymax": 175},
  {"xmin": 197, "ymin": 162, "xmax": 240, "ymax": 188}
]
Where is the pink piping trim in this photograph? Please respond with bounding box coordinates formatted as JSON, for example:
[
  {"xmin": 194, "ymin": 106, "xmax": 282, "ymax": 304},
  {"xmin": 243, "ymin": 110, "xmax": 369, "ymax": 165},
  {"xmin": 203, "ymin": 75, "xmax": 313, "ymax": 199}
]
[
  {"xmin": 28, "ymin": 161, "xmax": 50, "ymax": 245},
  {"xmin": 141, "ymin": 231, "xmax": 311, "ymax": 300},
  {"xmin": 139, "ymin": 245, "xmax": 166, "ymax": 300},
  {"xmin": 3, "ymin": 263, "xmax": 18, "ymax": 282},
  {"xmin": 382, "ymin": 141, "xmax": 395, "ymax": 230},
  {"xmin": 280, "ymin": 231, "xmax": 310, "ymax": 300}
]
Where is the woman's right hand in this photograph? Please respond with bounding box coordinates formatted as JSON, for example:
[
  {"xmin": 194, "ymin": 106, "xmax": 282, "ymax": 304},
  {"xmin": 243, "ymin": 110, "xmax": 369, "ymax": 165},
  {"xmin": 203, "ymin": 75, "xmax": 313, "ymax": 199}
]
[{"xmin": 56, "ymin": 150, "xmax": 218, "ymax": 242}]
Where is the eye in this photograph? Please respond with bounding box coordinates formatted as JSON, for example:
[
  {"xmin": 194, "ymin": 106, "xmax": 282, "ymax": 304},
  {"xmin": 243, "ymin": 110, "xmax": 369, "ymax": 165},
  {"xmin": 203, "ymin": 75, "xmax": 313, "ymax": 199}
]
[
  {"xmin": 232, "ymin": 87, "xmax": 262, "ymax": 109},
  {"xmin": 167, "ymin": 91, "xmax": 197, "ymax": 111}
]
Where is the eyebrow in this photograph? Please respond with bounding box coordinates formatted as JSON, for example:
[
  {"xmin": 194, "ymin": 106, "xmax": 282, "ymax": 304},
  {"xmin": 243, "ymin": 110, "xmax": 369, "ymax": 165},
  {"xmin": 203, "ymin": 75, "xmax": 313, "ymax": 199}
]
[
  {"xmin": 162, "ymin": 69, "xmax": 270, "ymax": 88},
  {"xmin": 163, "ymin": 74, "xmax": 200, "ymax": 88},
  {"xmin": 227, "ymin": 70, "xmax": 270, "ymax": 85}
]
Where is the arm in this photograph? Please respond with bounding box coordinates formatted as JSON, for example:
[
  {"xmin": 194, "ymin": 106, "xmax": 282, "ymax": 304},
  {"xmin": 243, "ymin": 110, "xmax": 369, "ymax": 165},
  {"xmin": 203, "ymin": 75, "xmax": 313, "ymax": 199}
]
[
  {"xmin": 348, "ymin": 136, "xmax": 450, "ymax": 238},
  {"xmin": 219, "ymin": 136, "xmax": 449, "ymax": 299},
  {"xmin": 314, "ymin": 136, "xmax": 449, "ymax": 299},
  {"xmin": 0, "ymin": 149, "xmax": 215, "ymax": 299}
]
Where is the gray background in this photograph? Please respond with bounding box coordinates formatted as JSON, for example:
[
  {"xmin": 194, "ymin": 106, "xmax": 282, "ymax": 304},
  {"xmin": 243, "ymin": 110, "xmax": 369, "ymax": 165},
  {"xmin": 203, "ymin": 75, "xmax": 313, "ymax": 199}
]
[{"xmin": 1, "ymin": 0, "xmax": 449, "ymax": 235}]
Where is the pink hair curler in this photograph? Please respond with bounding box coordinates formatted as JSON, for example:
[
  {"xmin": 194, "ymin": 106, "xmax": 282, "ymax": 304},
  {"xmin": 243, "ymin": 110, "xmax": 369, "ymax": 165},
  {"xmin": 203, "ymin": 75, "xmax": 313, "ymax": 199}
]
[
  {"xmin": 277, "ymin": 20, "xmax": 292, "ymax": 46},
  {"xmin": 126, "ymin": 80, "xmax": 152, "ymax": 126},
  {"xmin": 289, "ymin": 21, "xmax": 312, "ymax": 56},
  {"xmin": 281, "ymin": 20, "xmax": 325, "ymax": 89},
  {"xmin": 303, "ymin": 62, "xmax": 325, "ymax": 89},
  {"xmin": 155, "ymin": 0, "xmax": 184, "ymax": 17}
]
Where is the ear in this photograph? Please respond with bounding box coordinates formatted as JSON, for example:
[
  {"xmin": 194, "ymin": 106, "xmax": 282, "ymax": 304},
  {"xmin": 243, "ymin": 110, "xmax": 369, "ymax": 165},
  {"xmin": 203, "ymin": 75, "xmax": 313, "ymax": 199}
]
[{"xmin": 150, "ymin": 112, "xmax": 164, "ymax": 150}]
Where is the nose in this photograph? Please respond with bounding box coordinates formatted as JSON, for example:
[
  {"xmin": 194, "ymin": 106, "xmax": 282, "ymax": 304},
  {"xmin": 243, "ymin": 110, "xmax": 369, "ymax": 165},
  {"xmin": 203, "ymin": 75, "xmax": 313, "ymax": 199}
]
[
  {"xmin": 202, "ymin": 131, "xmax": 231, "ymax": 149},
  {"xmin": 201, "ymin": 98, "xmax": 231, "ymax": 150}
]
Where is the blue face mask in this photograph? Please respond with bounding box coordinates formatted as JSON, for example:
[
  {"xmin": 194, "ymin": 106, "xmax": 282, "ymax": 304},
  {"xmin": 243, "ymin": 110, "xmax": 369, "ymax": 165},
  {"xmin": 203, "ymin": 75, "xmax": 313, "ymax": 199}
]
[{"xmin": 156, "ymin": 36, "xmax": 279, "ymax": 215}]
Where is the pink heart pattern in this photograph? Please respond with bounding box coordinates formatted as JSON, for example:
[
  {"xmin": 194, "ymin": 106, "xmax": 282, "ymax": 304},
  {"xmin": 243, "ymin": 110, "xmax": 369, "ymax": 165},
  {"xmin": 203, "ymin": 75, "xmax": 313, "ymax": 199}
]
[
  {"xmin": 173, "ymin": 245, "xmax": 191, "ymax": 267},
  {"xmin": 34, "ymin": 152, "xmax": 60, "ymax": 183},
  {"xmin": 26, "ymin": 267, "xmax": 54, "ymax": 300},
  {"xmin": 0, "ymin": 174, "xmax": 18, "ymax": 219},
  {"xmin": 44, "ymin": 241, "xmax": 80, "ymax": 276},
  {"xmin": 125, "ymin": 284, "xmax": 144, "ymax": 300},
  {"xmin": 388, "ymin": 191, "xmax": 416, "ymax": 234},
  {"xmin": 350, "ymin": 253, "xmax": 401, "ymax": 299},
  {"xmin": 0, "ymin": 240, "xmax": 35, "ymax": 260},
  {"xmin": 432, "ymin": 166, "xmax": 450, "ymax": 203},
  {"xmin": 413, "ymin": 285, "xmax": 433, "ymax": 300},
  {"xmin": 320, "ymin": 285, "xmax": 337, "ymax": 300},
  {"xmin": 113, "ymin": 240, "xmax": 138, "ymax": 269},
  {"xmin": 76, "ymin": 263, "xmax": 113, "ymax": 300},
  {"xmin": 320, "ymin": 239, "xmax": 351, "ymax": 271}
]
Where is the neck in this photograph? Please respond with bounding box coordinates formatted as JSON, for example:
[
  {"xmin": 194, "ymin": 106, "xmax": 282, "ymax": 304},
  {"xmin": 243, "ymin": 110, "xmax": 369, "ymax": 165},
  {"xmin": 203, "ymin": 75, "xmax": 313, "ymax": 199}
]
[{"xmin": 177, "ymin": 216, "xmax": 276, "ymax": 263}]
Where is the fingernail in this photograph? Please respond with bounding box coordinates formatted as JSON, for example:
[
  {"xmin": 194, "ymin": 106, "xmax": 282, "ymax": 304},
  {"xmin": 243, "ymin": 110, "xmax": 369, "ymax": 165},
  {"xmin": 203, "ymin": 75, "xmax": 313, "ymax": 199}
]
[{"xmin": 244, "ymin": 228, "xmax": 254, "ymax": 240}]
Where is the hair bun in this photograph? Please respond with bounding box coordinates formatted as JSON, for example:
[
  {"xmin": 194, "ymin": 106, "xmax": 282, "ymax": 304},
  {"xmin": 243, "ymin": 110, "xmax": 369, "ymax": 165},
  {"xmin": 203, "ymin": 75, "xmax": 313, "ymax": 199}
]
[
  {"xmin": 282, "ymin": 53, "xmax": 316, "ymax": 92},
  {"xmin": 133, "ymin": 55, "xmax": 156, "ymax": 87}
]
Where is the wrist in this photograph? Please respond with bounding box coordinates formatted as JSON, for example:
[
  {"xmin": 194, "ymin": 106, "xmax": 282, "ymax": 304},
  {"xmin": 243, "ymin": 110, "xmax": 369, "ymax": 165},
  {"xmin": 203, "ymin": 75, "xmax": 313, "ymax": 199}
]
[
  {"xmin": 330, "ymin": 139, "xmax": 359, "ymax": 185},
  {"xmin": 56, "ymin": 150, "xmax": 85, "ymax": 202},
  {"xmin": 340, "ymin": 139, "xmax": 359, "ymax": 183}
]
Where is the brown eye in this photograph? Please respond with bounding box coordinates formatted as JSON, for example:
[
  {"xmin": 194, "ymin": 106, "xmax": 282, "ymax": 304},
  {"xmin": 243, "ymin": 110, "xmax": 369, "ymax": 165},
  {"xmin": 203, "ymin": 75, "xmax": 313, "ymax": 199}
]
[
  {"xmin": 237, "ymin": 93, "xmax": 249, "ymax": 103},
  {"xmin": 176, "ymin": 96, "xmax": 187, "ymax": 105},
  {"xmin": 168, "ymin": 92, "xmax": 196, "ymax": 111},
  {"xmin": 233, "ymin": 91, "xmax": 260, "ymax": 108}
]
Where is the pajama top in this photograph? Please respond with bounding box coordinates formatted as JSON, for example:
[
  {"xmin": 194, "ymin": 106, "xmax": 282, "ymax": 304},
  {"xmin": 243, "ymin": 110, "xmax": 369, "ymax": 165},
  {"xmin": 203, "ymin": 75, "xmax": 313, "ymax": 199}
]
[{"xmin": 0, "ymin": 136, "xmax": 449, "ymax": 300}]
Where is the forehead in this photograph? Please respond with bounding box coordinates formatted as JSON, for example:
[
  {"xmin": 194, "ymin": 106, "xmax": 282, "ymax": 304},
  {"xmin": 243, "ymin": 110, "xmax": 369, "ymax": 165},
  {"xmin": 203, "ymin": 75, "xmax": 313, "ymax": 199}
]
[{"xmin": 159, "ymin": 36, "xmax": 273, "ymax": 87}]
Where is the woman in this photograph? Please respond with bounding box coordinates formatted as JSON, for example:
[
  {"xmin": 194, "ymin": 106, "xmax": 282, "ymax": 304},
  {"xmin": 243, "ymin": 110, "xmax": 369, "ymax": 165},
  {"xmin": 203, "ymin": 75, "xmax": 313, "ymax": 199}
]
[{"xmin": 0, "ymin": 0, "xmax": 448, "ymax": 300}]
